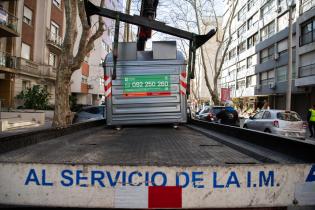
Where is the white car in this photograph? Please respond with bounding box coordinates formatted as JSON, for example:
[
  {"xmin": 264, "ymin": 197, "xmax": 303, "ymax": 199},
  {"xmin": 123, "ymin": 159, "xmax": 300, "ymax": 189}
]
[{"xmin": 243, "ymin": 110, "xmax": 306, "ymax": 139}]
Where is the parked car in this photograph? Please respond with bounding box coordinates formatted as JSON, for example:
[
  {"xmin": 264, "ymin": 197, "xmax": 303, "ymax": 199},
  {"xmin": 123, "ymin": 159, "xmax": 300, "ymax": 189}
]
[
  {"xmin": 196, "ymin": 106, "xmax": 225, "ymax": 122},
  {"xmin": 243, "ymin": 109, "xmax": 306, "ymax": 139},
  {"xmin": 72, "ymin": 105, "xmax": 106, "ymax": 123}
]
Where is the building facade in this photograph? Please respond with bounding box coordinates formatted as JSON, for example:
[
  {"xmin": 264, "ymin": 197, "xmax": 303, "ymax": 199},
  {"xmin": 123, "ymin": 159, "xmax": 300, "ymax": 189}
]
[
  {"xmin": 194, "ymin": 17, "xmax": 223, "ymax": 103},
  {"xmin": 221, "ymin": 0, "xmax": 315, "ymax": 119},
  {"xmin": 0, "ymin": 0, "xmax": 122, "ymax": 109},
  {"xmin": 70, "ymin": 0, "xmax": 123, "ymax": 106},
  {"xmin": 0, "ymin": 0, "xmax": 64, "ymax": 109}
]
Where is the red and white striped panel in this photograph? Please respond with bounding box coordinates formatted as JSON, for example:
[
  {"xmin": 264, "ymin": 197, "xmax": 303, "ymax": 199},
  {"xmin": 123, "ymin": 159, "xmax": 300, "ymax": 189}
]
[
  {"xmin": 104, "ymin": 75, "xmax": 112, "ymax": 98},
  {"xmin": 180, "ymin": 71, "xmax": 187, "ymax": 96},
  {"xmin": 114, "ymin": 186, "xmax": 182, "ymax": 208}
]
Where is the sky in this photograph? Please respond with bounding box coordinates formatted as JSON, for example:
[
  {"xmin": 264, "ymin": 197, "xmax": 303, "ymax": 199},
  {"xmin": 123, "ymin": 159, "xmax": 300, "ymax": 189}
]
[{"xmin": 126, "ymin": 0, "xmax": 225, "ymax": 50}]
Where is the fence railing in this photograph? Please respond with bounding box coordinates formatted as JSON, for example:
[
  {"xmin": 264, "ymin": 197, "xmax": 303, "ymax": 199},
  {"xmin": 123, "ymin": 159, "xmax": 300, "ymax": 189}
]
[
  {"xmin": 46, "ymin": 29, "xmax": 63, "ymax": 48},
  {"xmin": 0, "ymin": 51, "xmax": 16, "ymax": 69},
  {"xmin": 299, "ymin": 63, "xmax": 315, "ymax": 78}
]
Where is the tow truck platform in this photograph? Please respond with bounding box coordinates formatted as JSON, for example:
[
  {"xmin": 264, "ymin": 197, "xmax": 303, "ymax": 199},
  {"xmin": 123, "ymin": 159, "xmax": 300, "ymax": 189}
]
[{"xmin": 0, "ymin": 120, "xmax": 315, "ymax": 208}]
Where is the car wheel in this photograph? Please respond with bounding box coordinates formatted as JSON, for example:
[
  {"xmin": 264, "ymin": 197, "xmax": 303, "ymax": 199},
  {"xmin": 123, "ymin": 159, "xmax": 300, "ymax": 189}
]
[
  {"xmin": 264, "ymin": 128, "xmax": 271, "ymax": 133},
  {"xmin": 243, "ymin": 124, "xmax": 247, "ymax": 129}
]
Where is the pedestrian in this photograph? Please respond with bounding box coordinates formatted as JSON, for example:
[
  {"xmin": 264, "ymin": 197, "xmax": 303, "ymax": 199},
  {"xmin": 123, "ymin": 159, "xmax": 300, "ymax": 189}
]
[
  {"xmin": 307, "ymin": 104, "xmax": 315, "ymax": 138},
  {"xmin": 216, "ymin": 101, "xmax": 239, "ymax": 126}
]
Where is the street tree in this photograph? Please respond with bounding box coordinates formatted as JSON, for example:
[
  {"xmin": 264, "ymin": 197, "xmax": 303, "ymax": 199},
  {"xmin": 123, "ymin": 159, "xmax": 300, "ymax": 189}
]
[
  {"xmin": 52, "ymin": 0, "xmax": 105, "ymax": 128},
  {"xmin": 169, "ymin": 0, "xmax": 238, "ymax": 105},
  {"xmin": 188, "ymin": 0, "xmax": 239, "ymax": 105}
]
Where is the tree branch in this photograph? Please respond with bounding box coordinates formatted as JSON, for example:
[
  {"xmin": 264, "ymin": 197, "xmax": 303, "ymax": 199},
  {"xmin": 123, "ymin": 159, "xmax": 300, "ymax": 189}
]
[{"xmin": 71, "ymin": 0, "xmax": 105, "ymax": 71}]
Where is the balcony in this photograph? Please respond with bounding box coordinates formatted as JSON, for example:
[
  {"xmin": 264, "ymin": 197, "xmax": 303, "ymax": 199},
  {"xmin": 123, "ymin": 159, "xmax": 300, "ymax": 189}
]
[
  {"xmin": 16, "ymin": 57, "xmax": 40, "ymax": 77},
  {"xmin": 0, "ymin": 7, "xmax": 19, "ymax": 37},
  {"xmin": 295, "ymin": 63, "xmax": 315, "ymax": 86},
  {"xmin": 16, "ymin": 58, "xmax": 57, "ymax": 80},
  {"xmin": 0, "ymin": 51, "xmax": 17, "ymax": 72},
  {"xmin": 39, "ymin": 65, "xmax": 57, "ymax": 80},
  {"xmin": 300, "ymin": 0, "xmax": 315, "ymax": 14},
  {"xmin": 300, "ymin": 30, "xmax": 315, "ymax": 46},
  {"xmin": 46, "ymin": 29, "xmax": 63, "ymax": 53},
  {"xmin": 299, "ymin": 63, "xmax": 315, "ymax": 78}
]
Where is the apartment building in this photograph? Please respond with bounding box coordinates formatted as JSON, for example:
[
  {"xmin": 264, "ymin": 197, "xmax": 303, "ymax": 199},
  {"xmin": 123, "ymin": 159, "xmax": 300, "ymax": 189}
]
[
  {"xmin": 195, "ymin": 17, "xmax": 223, "ymax": 102},
  {"xmin": 295, "ymin": 0, "xmax": 315, "ymax": 114},
  {"xmin": 220, "ymin": 0, "xmax": 315, "ymax": 118},
  {"xmin": 0, "ymin": 0, "xmax": 19, "ymax": 108},
  {"xmin": 0, "ymin": 0, "xmax": 122, "ymax": 109},
  {"xmin": 70, "ymin": 0, "xmax": 123, "ymax": 106},
  {"xmin": 0, "ymin": 0, "xmax": 63, "ymax": 109}
]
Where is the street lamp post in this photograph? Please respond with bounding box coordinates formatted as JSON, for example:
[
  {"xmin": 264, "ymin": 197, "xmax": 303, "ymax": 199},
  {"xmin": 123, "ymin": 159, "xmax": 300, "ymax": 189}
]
[{"xmin": 286, "ymin": 0, "xmax": 294, "ymax": 111}]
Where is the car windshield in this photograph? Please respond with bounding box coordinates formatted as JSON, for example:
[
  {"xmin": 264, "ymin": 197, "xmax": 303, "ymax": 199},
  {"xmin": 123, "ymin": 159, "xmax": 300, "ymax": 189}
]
[
  {"xmin": 200, "ymin": 107, "xmax": 210, "ymax": 114},
  {"xmin": 277, "ymin": 112, "xmax": 301, "ymax": 121},
  {"xmin": 212, "ymin": 107, "xmax": 224, "ymax": 114}
]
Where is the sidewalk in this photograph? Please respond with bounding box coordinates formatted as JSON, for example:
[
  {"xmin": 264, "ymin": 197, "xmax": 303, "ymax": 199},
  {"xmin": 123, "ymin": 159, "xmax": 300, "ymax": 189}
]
[{"xmin": 0, "ymin": 120, "xmax": 52, "ymax": 138}]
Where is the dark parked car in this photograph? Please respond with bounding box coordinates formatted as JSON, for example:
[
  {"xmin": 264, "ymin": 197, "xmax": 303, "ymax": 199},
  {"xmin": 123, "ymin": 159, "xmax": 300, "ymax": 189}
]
[
  {"xmin": 72, "ymin": 105, "xmax": 106, "ymax": 123},
  {"xmin": 196, "ymin": 106, "xmax": 225, "ymax": 122}
]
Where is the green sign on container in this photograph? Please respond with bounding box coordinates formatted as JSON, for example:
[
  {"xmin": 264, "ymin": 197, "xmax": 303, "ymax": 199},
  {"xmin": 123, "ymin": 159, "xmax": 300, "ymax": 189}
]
[{"xmin": 123, "ymin": 75, "xmax": 170, "ymax": 93}]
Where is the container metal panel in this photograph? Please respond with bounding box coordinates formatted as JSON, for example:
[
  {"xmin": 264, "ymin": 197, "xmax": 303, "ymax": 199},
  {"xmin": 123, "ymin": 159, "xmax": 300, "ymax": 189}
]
[
  {"xmin": 106, "ymin": 49, "xmax": 187, "ymax": 126},
  {"xmin": 112, "ymin": 94, "xmax": 180, "ymax": 105}
]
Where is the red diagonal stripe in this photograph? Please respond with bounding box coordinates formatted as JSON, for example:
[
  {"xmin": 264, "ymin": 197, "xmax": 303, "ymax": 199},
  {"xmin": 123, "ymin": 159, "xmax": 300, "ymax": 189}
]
[
  {"xmin": 148, "ymin": 186, "xmax": 182, "ymax": 209},
  {"xmin": 104, "ymin": 75, "xmax": 110, "ymax": 81},
  {"xmin": 181, "ymin": 72, "xmax": 187, "ymax": 78},
  {"xmin": 180, "ymin": 90, "xmax": 186, "ymax": 95},
  {"xmin": 105, "ymin": 82, "xmax": 112, "ymax": 91},
  {"xmin": 180, "ymin": 81, "xmax": 187, "ymax": 89}
]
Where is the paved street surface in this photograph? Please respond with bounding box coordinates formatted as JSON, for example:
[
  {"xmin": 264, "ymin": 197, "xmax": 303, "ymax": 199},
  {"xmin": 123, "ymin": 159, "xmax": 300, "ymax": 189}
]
[{"xmin": 0, "ymin": 125, "xmax": 259, "ymax": 166}]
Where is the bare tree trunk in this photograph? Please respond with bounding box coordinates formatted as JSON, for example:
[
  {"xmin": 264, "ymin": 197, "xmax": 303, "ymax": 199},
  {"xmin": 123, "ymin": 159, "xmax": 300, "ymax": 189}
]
[
  {"xmin": 53, "ymin": 68, "xmax": 72, "ymax": 127},
  {"xmin": 52, "ymin": 0, "xmax": 105, "ymax": 128},
  {"xmin": 124, "ymin": 0, "xmax": 131, "ymax": 42}
]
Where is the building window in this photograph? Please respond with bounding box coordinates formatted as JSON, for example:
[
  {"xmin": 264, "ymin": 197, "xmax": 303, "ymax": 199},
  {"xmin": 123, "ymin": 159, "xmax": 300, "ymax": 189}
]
[
  {"xmin": 22, "ymin": 80, "xmax": 31, "ymax": 90},
  {"xmin": 53, "ymin": 0, "xmax": 61, "ymax": 8},
  {"xmin": 247, "ymin": 55, "xmax": 255, "ymax": 68},
  {"xmin": 248, "ymin": 0, "xmax": 257, "ymax": 11},
  {"xmin": 224, "ymin": 53, "xmax": 229, "ymax": 62},
  {"xmin": 237, "ymin": 60, "xmax": 246, "ymax": 73},
  {"xmin": 81, "ymin": 76, "xmax": 88, "ymax": 84},
  {"xmin": 260, "ymin": 45, "xmax": 274, "ymax": 63},
  {"xmin": 49, "ymin": 52, "xmax": 57, "ymax": 68},
  {"xmin": 300, "ymin": 17, "xmax": 315, "ymax": 46},
  {"xmin": 300, "ymin": 0, "xmax": 315, "ymax": 13},
  {"xmin": 51, "ymin": 21, "xmax": 60, "ymax": 37},
  {"xmin": 21, "ymin": 43, "xmax": 31, "ymax": 60},
  {"xmin": 229, "ymin": 48, "xmax": 236, "ymax": 59},
  {"xmin": 261, "ymin": 21, "xmax": 275, "ymax": 41},
  {"xmin": 277, "ymin": 38, "xmax": 288, "ymax": 55},
  {"xmin": 236, "ymin": 79, "xmax": 246, "ymax": 90},
  {"xmin": 277, "ymin": 65, "xmax": 287, "ymax": 82},
  {"xmin": 277, "ymin": 12, "xmax": 289, "ymax": 32},
  {"xmin": 23, "ymin": 6, "xmax": 32, "ymax": 25},
  {"xmin": 246, "ymin": 75, "xmax": 256, "ymax": 87},
  {"xmin": 237, "ymin": 41, "xmax": 246, "ymax": 54},
  {"xmin": 237, "ymin": 23, "xmax": 246, "ymax": 38},
  {"xmin": 261, "ymin": 0, "xmax": 275, "ymax": 18},
  {"xmin": 237, "ymin": 5, "xmax": 246, "ymax": 22},
  {"xmin": 247, "ymin": 33, "xmax": 258, "ymax": 48},
  {"xmin": 247, "ymin": 13, "xmax": 259, "ymax": 30},
  {"xmin": 260, "ymin": 70, "xmax": 275, "ymax": 86}
]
